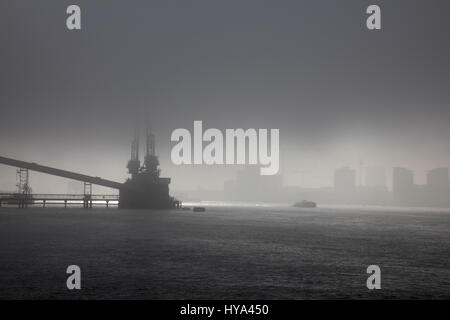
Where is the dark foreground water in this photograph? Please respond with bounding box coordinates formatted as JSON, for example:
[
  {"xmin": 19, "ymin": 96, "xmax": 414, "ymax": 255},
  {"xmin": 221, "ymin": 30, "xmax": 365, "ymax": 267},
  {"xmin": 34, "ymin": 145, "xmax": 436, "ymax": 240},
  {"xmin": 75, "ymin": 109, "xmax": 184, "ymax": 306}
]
[{"xmin": 0, "ymin": 204, "xmax": 449, "ymax": 299}]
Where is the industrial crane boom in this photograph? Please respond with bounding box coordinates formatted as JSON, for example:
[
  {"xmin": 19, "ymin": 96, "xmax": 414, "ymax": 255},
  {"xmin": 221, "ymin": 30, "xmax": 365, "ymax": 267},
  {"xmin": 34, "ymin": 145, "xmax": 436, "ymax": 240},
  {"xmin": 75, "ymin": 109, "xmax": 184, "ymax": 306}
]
[{"xmin": 0, "ymin": 156, "xmax": 123, "ymax": 190}]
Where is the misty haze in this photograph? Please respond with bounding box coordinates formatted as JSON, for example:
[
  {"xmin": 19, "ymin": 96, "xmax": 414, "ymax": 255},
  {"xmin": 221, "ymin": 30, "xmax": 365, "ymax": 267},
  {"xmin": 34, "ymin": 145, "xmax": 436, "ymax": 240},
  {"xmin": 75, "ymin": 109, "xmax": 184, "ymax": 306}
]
[{"xmin": 0, "ymin": 0, "xmax": 449, "ymax": 301}]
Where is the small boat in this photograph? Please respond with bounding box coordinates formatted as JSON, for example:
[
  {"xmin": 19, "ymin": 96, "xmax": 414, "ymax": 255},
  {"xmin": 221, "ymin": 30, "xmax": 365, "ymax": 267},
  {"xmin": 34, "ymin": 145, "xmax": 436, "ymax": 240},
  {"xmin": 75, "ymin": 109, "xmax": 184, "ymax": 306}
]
[
  {"xmin": 193, "ymin": 206, "xmax": 206, "ymax": 212},
  {"xmin": 293, "ymin": 200, "xmax": 317, "ymax": 208}
]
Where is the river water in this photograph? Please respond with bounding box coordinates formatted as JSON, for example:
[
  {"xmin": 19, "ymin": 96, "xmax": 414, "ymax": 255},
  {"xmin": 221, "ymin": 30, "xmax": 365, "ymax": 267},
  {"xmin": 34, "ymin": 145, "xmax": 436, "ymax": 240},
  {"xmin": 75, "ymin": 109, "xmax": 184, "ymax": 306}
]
[{"xmin": 0, "ymin": 203, "xmax": 449, "ymax": 299}]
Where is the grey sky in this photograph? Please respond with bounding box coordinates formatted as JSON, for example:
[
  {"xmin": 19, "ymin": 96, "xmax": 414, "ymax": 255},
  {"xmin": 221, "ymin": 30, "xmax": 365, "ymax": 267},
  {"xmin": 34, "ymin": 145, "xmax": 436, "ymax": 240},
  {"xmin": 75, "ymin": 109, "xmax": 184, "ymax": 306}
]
[{"xmin": 1, "ymin": 1, "xmax": 449, "ymax": 192}]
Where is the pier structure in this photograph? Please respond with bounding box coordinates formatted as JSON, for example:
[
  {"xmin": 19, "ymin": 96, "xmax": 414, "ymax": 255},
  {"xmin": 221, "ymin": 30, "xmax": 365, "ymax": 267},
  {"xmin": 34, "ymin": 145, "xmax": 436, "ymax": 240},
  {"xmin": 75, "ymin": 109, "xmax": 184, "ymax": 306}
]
[
  {"xmin": 0, "ymin": 193, "xmax": 119, "ymax": 208},
  {"xmin": 0, "ymin": 126, "xmax": 181, "ymax": 209}
]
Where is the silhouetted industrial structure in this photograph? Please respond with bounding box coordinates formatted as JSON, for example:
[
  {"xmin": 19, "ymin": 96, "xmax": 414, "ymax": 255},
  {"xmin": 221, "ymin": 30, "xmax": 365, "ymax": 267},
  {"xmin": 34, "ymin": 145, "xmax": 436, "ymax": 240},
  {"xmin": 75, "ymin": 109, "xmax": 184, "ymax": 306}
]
[
  {"xmin": 0, "ymin": 125, "xmax": 179, "ymax": 209},
  {"xmin": 120, "ymin": 125, "xmax": 177, "ymax": 209}
]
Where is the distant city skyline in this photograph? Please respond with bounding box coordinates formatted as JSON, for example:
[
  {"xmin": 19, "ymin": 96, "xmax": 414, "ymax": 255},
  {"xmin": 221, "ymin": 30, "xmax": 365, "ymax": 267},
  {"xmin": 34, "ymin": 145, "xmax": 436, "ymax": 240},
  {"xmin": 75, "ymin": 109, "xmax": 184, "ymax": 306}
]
[{"xmin": 1, "ymin": 1, "xmax": 450, "ymax": 193}]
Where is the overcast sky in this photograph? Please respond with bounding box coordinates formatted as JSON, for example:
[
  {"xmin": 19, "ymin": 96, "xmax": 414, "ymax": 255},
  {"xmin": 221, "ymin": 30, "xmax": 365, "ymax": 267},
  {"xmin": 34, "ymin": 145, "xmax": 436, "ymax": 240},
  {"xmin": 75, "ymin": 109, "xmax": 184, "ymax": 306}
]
[{"xmin": 1, "ymin": 0, "xmax": 449, "ymax": 192}]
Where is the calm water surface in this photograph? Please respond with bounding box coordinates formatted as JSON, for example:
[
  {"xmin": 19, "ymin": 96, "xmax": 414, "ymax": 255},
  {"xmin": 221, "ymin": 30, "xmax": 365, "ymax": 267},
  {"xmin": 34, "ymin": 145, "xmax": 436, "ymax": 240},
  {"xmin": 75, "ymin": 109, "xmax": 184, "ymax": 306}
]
[{"xmin": 0, "ymin": 204, "xmax": 449, "ymax": 299}]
